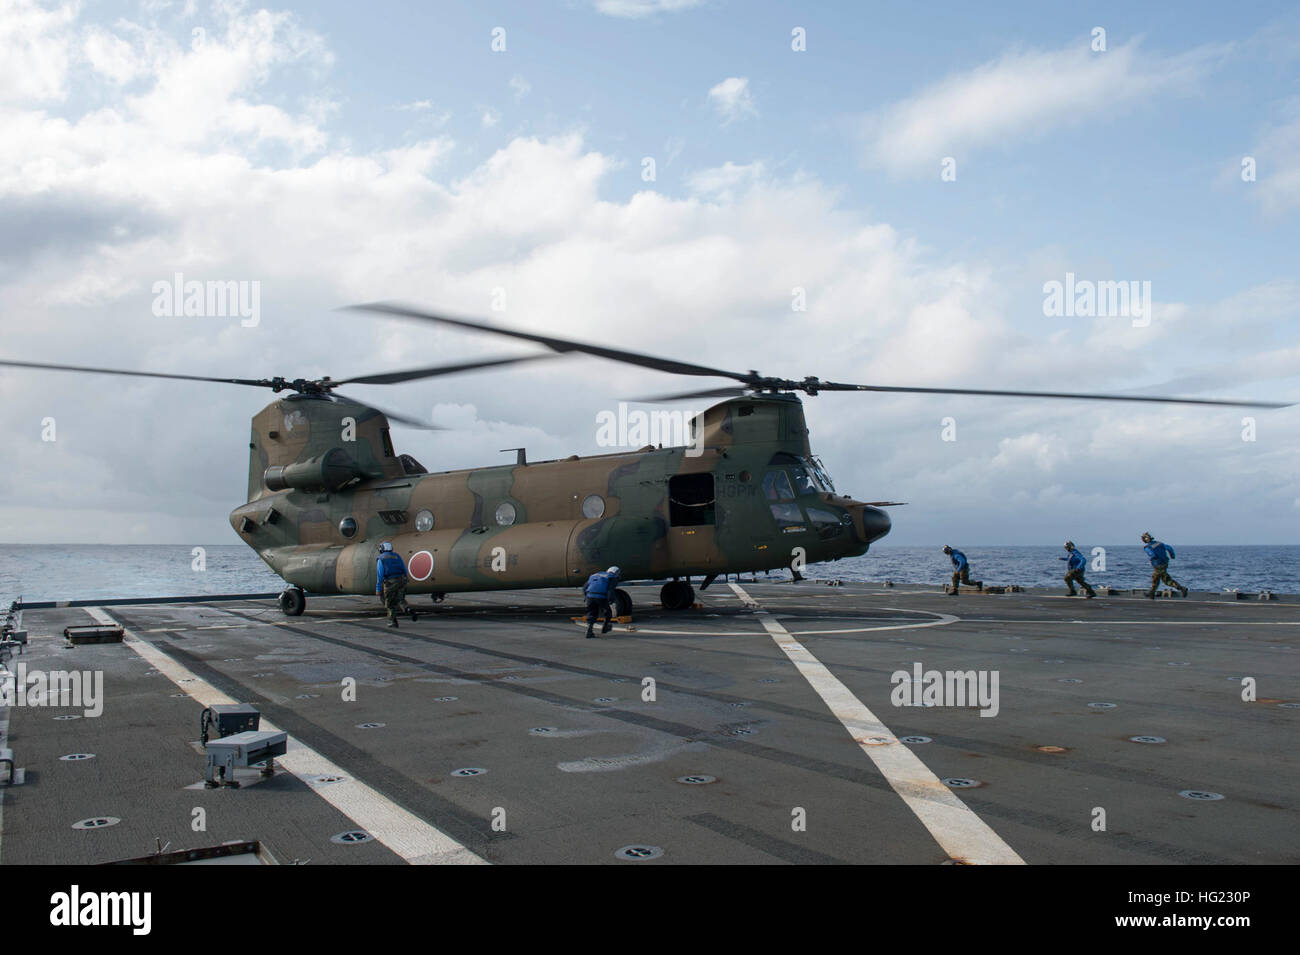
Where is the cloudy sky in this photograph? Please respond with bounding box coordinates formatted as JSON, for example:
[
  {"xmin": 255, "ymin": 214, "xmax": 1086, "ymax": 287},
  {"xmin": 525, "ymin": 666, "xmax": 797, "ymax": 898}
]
[{"xmin": 0, "ymin": 0, "xmax": 1297, "ymax": 546}]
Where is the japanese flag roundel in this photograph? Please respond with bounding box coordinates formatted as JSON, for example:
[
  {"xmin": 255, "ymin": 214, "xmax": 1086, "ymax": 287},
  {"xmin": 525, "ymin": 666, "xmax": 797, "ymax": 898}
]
[{"xmin": 409, "ymin": 550, "xmax": 434, "ymax": 581}]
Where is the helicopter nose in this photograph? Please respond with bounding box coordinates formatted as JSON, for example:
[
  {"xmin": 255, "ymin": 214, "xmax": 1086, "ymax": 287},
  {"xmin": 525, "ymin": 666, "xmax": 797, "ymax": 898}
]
[{"xmin": 851, "ymin": 504, "xmax": 891, "ymax": 544}]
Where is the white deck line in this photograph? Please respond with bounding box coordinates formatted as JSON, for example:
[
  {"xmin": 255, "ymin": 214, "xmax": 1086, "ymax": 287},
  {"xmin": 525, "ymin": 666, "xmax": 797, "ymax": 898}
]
[
  {"xmin": 728, "ymin": 583, "xmax": 1025, "ymax": 865},
  {"xmin": 86, "ymin": 607, "xmax": 486, "ymax": 866}
]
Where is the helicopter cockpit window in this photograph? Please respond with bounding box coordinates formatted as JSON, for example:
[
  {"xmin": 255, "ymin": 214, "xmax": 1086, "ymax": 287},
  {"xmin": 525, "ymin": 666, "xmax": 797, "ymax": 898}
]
[
  {"xmin": 668, "ymin": 473, "xmax": 715, "ymax": 526},
  {"xmin": 809, "ymin": 456, "xmax": 836, "ymax": 494},
  {"xmin": 769, "ymin": 502, "xmax": 804, "ymax": 528},
  {"xmin": 768, "ymin": 451, "xmax": 824, "ymax": 494},
  {"xmin": 399, "ymin": 454, "xmax": 427, "ymax": 476},
  {"xmin": 805, "ymin": 506, "xmax": 846, "ymax": 540},
  {"xmin": 762, "ymin": 470, "xmax": 796, "ymax": 501}
]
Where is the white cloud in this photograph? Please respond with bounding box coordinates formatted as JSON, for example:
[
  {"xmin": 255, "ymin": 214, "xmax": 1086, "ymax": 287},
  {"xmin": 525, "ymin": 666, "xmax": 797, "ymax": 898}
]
[
  {"xmin": 481, "ymin": 108, "xmax": 499, "ymax": 128},
  {"xmin": 0, "ymin": 0, "xmax": 78, "ymax": 103},
  {"xmin": 686, "ymin": 160, "xmax": 763, "ymax": 200},
  {"xmin": 861, "ymin": 39, "xmax": 1218, "ymax": 176},
  {"xmin": 707, "ymin": 76, "xmax": 756, "ymax": 123},
  {"xmin": 592, "ymin": 0, "xmax": 703, "ymax": 18},
  {"xmin": 509, "ymin": 74, "xmax": 531, "ymax": 101},
  {"xmin": 83, "ymin": 27, "xmax": 147, "ymax": 85}
]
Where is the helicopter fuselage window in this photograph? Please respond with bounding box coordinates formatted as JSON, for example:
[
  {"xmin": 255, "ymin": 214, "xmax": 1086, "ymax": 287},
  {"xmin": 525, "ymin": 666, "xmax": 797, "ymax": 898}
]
[{"xmin": 668, "ymin": 473, "xmax": 715, "ymax": 526}]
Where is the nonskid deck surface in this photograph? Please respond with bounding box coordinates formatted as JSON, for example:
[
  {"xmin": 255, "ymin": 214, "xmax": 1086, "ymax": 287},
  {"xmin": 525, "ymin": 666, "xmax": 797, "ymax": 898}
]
[{"xmin": 1, "ymin": 582, "xmax": 1296, "ymax": 864}]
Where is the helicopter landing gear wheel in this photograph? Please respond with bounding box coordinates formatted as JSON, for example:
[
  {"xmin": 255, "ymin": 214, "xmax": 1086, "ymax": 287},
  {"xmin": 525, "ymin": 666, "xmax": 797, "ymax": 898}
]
[
  {"xmin": 613, "ymin": 588, "xmax": 632, "ymax": 618},
  {"xmin": 278, "ymin": 587, "xmax": 306, "ymax": 617},
  {"xmin": 660, "ymin": 580, "xmax": 695, "ymax": 611}
]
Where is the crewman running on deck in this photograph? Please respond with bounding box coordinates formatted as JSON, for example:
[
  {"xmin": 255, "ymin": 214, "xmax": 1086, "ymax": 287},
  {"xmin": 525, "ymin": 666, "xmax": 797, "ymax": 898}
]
[
  {"xmin": 1141, "ymin": 532, "xmax": 1188, "ymax": 598},
  {"xmin": 583, "ymin": 566, "xmax": 621, "ymax": 638},
  {"xmin": 376, "ymin": 542, "xmax": 417, "ymax": 627},
  {"xmin": 1059, "ymin": 541, "xmax": 1096, "ymax": 598},
  {"xmin": 943, "ymin": 545, "xmax": 981, "ymax": 595}
]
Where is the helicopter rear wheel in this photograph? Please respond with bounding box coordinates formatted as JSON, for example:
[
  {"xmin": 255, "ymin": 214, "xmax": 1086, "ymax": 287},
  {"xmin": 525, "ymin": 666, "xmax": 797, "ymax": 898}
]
[
  {"xmin": 278, "ymin": 587, "xmax": 306, "ymax": 616},
  {"xmin": 613, "ymin": 588, "xmax": 632, "ymax": 618},
  {"xmin": 660, "ymin": 580, "xmax": 695, "ymax": 611}
]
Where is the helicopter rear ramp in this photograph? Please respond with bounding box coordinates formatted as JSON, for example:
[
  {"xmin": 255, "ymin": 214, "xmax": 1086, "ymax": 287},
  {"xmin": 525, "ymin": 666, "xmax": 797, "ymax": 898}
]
[{"xmin": 1, "ymin": 582, "xmax": 1295, "ymax": 865}]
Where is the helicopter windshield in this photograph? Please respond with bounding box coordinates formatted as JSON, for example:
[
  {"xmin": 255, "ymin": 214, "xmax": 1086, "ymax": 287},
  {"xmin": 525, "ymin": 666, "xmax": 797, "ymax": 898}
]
[
  {"xmin": 809, "ymin": 455, "xmax": 836, "ymax": 494},
  {"xmin": 768, "ymin": 451, "xmax": 826, "ymax": 495}
]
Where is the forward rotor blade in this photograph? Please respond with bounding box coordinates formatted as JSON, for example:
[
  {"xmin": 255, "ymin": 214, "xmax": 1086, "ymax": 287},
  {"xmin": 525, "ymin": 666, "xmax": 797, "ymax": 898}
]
[
  {"xmin": 0, "ymin": 358, "xmax": 271, "ymax": 388},
  {"xmin": 625, "ymin": 386, "xmax": 750, "ymax": 402},
  {"xmin": 345, "ymin": 302, "xmax": 752, "ymax": 382},
  {"xmin": 814, "ymin": 381, "xmax": 1291, "ymax": 409},
  {"xmin": 333, "ymin": 352, "xmax": 554, "ymax": 386},
  {"xmin": 334, "ymin": 393, "xmax": 443, "ymax": 430}
]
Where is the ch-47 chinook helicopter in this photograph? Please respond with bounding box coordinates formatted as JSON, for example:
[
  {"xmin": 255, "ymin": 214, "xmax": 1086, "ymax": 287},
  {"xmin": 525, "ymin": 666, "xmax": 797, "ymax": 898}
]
[{"xmin": 2, "ymin": 302, "xmax": 1289, "ymax": 618}]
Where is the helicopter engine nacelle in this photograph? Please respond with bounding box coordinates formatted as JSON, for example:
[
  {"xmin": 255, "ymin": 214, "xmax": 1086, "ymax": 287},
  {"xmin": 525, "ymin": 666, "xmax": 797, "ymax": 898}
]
[{"xmin": 264, "ymin": 448, "xmax": 369, "ymax": 492}]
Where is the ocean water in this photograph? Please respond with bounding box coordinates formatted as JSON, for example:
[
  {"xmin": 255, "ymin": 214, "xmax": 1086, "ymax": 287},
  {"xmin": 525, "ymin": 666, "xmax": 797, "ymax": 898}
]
[
  {"xmin": 0, "ymin": 544, "xmax": 1296, "ymax": 603},
  {"xmin": 820, "ymin": 545, "xmax": 1299, "ymax": 595}
]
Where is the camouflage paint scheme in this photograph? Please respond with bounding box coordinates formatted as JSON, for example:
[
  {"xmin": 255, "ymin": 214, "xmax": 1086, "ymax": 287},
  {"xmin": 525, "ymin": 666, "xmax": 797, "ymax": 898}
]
[{"xmin": 229, "ymin": 392, "xmax": 892, "ymax": 597}]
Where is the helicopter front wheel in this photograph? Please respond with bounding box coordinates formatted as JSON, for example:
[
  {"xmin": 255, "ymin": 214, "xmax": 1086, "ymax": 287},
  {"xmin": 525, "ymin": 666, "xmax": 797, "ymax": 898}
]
[
  {"xmin": 278, "ymin": 587, "xmax": 306, "ymax": 616},
  {"xmin": 660, "ymin": 580, "xmax": 695, "ymax": 611},
  {"xmin": 613, "ymin": 588, "xmax": 632, "ymax": 618}
]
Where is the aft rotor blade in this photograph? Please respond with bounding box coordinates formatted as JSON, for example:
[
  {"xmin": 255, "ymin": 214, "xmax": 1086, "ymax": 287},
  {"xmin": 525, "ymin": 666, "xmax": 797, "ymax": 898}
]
[
  {"xmin": 346, "ymin": 302, "xmax": 752, "ymax": 382},
  {"xmin": 815, "ymin": 381, "xmax": 1292, "ymax": 409},
  {"xmin": 335, "ymin": 393, "xmax": 444, "ymax": 430},
  {"xmin": 0, "ymin": 358, "xmax": 271, "ymax": 388},
  {"xmin": 333, "ymin": 353, "xmax": 555, "ymax": 386}
]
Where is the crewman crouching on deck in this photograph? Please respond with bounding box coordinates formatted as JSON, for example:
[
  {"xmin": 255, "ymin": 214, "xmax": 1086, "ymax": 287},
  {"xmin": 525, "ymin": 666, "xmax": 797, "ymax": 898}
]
[
  {"xmin": 376, "ymin": 542, "xmax": 417, "ymax": 628},
  {"xmin": 1141, "ymin": 532, "xmax": 1188, "ymax": 599},
  {"xmin": 943, "ymin": 545, "xmax": 982, "ymax": 595},
  {"xmin": 1059, "ymin": 541, "xmax": 1096, "ymax": 598},
  {"xmin": 583, "ymin": 566, "xmax": 620, "ymax": 638}
]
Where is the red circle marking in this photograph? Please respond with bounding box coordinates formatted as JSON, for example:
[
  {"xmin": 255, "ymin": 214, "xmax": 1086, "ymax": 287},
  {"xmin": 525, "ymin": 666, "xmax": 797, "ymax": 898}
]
[{"xmin": 408, "ymin": 550, "xmax": 434, "ymax": 581}]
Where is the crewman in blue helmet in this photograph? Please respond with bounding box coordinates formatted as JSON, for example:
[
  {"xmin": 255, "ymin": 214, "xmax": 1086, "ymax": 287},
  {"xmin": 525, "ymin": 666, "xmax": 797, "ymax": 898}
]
[
  {"xmin": 1141, "ymin": 532, "xmax": 1188, "ymax": 599},
  {"xmin": 376, "ymin": 541, "xmax": 417, "ymax": 627},
  {"xmin": 943, "ymin": 545, "xmax": 981, "ymax": 595},
  {"xmin": 1058, "ymin": 541, "xmax": 1096, "ymax": 598},
  {"xmin": 582, "ymin": 566, "xmax": 621, "ymax": 638}
]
